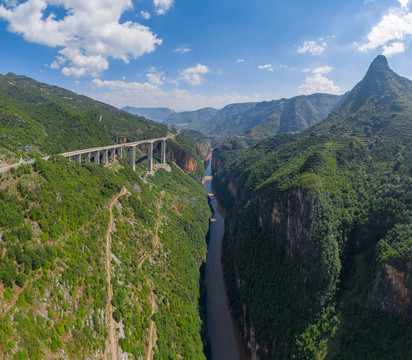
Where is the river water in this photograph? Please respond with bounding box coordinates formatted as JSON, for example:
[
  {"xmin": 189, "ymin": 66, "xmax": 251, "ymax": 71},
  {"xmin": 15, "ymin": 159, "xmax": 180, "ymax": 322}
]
[{"xmin": 205, "ymin": 157, "xmax": 246, "ymax": 360}]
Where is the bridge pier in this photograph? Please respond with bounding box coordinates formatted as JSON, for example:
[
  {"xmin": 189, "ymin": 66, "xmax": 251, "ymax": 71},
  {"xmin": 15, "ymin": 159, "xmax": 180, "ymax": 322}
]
[
  {"xmin": 94, "ymin": 151, "xmax": 100, "ymax": 164},
  {"xmin": 147, "ymin": 143, "xmax": 153, "ymax": 172},
  {"xmin": 110, "ymin": 148, "xmax": 116, "ymax": 162},
  {"xmin": 74, "ymin": 154, "xmax": 81, "ymax": 164},
  {"xmin": 161, "ymin": 139, "xmax": 166, "ymax": 164},
  {"xmin": 84, "ymin": 152, "xmax": 91, "ymax": 163},
  {"xmin": 118, "ymin": 147, "xmax": 123, "ymax": 159},
  {"xmin": 102, "ymin": 149, "xmax": 108, "ymax": 165},
  {"xmin": 129, "ymin": 146, "xmax": 136, "ymax": 171}
]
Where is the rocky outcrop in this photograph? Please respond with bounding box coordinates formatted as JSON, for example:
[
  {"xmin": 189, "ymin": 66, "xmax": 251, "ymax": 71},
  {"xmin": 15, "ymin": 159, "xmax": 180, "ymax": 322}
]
[
  {"xmin": 368, "ymin": 263, "xmax": 412, "ymax": 318},
  {"xmin": 166, "ymin": 141, "xmax": 198, "ymax": 174}
]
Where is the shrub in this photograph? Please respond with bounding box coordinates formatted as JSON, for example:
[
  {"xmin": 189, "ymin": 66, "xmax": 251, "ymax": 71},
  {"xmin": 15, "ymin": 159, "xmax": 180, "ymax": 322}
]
[
  {"xmin": 15, "ymin": 273, "xmax": 26, "ymax": 288},
  {"xmin": 112, "ymin": 309, "xmax": 121, "ymax": 323}
]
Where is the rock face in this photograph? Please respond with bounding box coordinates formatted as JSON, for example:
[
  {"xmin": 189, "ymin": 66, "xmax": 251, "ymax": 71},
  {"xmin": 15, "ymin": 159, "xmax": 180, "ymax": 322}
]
[
  {"xmin": 369, "ymin": 263, "xmax": 412, "ymax": 317},
  {"xmin": 253, "ymin": 186, "xmax": 336, "ymax": 311},
  {"xmin": 166, "ymin": 141, "xmax": 198, "ymax": 174},
  {"xmin": 223, "ymin": 184, "xmax": 340, "ymax": 357}
]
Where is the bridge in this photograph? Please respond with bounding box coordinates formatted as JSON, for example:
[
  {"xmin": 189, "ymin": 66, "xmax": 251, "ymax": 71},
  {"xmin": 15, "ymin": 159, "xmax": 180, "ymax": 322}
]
[
  {"xmin": 196, "ymin": 136, "xmax": 221, "ymax": 146},
  {"xmin": 60, "ymin": 134, "xmax": 174, "ymax": 172}
]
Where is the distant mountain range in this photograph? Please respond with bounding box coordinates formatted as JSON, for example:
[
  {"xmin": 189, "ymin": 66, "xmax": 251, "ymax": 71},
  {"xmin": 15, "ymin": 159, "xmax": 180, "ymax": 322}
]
[
  {"xmin": 123, "ymin": 94, "xmax": 343, "ymax": 139},
  {"xmin": 122, "ymin": 106, "xmax": 175, "ymax": 122}
]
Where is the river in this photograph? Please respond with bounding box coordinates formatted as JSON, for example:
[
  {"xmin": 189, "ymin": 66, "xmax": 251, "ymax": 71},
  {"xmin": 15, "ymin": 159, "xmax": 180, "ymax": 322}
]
[{"xmin": 205, "ymin": 156, "xmax": 246, "ymax": 360}]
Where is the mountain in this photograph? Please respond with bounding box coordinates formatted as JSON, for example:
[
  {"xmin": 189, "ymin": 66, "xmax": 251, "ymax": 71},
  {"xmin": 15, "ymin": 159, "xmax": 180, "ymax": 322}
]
[
  {"xmin": 212, "ymin": 55, "xmax": 412, "ymax": 359},
  {"xmin": 122, "ymin": 94, "xmax": 341, "ymax": 142},
  {"xmin": 0, "ymin": 73, "xmax": 167, "ymax": 158},
  {"xmin": 313, "ymin": 55, "xmax": 412, "ymax": 139},
  {"xmin": 212, "ymin": 93, "xmax": 343, "ymax": 139},
  {"xmin": 165, "ymin": 107, "xmax": 219, "ymax": 128},
  {"xmin": 151, "ymin": 94, "xmax": 341, "ymax": 141},
  {"xmin": 121, "ymin": 106, "xmax": 175, "ymax": 122},
  {"xmin": 0, "ymin": 74, "xmax": 213, "ymax": 358}
]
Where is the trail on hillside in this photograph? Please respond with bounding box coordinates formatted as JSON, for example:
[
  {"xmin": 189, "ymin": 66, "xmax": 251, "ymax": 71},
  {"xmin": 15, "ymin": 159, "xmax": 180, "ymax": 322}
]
[
  {"xmin": 138, "ymin": 197, "xmax": 162, "ymax": 360},
  {"xmin": 105, "ymin": 187, "xmax": 126, "ymax": 360}
]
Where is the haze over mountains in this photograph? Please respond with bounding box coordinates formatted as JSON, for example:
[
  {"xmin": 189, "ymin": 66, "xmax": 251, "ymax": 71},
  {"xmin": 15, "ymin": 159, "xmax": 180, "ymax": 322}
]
[{"xmin": 123, "ymin": 93, "xmax": 343, "ymax": 140}]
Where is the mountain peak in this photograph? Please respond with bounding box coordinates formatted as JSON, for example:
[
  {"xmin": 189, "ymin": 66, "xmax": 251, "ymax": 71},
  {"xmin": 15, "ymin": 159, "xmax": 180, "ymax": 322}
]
[
  {"xmin": 370, "ymin": 54, "xmax": 388, "ymax": 67},
  {"xmin": 365, "ymin": 55, "xmax": 390, "ymax": 76}
]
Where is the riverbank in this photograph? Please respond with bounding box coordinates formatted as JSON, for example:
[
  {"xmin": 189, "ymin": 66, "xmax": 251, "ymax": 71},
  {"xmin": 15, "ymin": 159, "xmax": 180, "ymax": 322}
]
[{"xmin": 205, "ymin": 156, "xmax": 246, "ymax": 360}]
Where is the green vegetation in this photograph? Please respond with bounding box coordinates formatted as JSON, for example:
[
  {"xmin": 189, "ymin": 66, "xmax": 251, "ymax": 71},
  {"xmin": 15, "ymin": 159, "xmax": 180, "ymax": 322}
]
[
  {"xmin": 0, "ymin": 73, "xmax": 211, "ymax": 358},
  {"xmin": 165, "ymin": 94, "xmax": 342, "ymax": 140},
  {"xmin": 0, "ymin": 72, "xmax": 167, "ymax": 161},
  {"xmin": 213, "ymin": 55, "xmax": 412, "ymax": 359},
  {"xmin": 0, "ymin": 153, "xmax": 210, "ymax": 359}
]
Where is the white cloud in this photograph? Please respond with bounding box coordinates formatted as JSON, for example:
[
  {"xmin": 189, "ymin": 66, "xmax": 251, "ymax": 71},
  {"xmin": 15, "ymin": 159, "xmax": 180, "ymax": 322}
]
[
  {"xmin": 358, "ymin": 5, "xmax": 412, "ymax": 57},
  {"xmin": 299, "ymin": 73, "xmax": 341, "ymax": 95},
  {"xmin": 302, "ymin": 68, "xmax": 311, "ymax": 73},
  {"xmin": 298, "ymin": 40, "xmax": 326, "ymax": 55},
  {"xmin": 146, "ymin": 72, "xmax": 164, "ymax": 85},
  {"xmin": 237, "ymin": 58, "xmax": 245, "ymax": 63},
  {"xmin": 154, "ymin": 0, "xmax": 173, "ymax": 15},
  {"xmin": 173, "ymin": 45, "xmax": 191, "ymax": 54},
  {"xmin": 383, "ymin": 41, "xmax": 405, "ymax": 56},
  {"xmin": 257, "ymin": 64, "xmax": 274, "ymax": 72},
  {"xmin": 50, "ymin": 56, "xmax": 66, "ymax": 69},
  {"xmin": 179, "ymin": 64, "xmax": 210, "ymax": 86},
  {"xmin": 140, "ymin": 10, "xmax": 151, "ymax": 19},
  {"xmin": 0, "ymin": 0, "xmax": 162, "ymax": 77},
  {"xmin": 312, "ymin": 66, "xmax": 332, "ymax": 74},
  {"xmin": 90, "ymin": 78, "xmax": 253, "ymax": 111},
  {"xmin": 280, "ymin": 64, "xmax": 296, "ymax": 71}
]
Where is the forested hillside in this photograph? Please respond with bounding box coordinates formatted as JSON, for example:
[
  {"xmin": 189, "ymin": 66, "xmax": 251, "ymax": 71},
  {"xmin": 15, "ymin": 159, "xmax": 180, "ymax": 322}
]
[
  {"xmin": 0, "ymin": 73, "xmax": 167, "ymax": 162},
  {"xmin": 0, "ymin": 74, "xmax": 212, "ymax": 359},
  {"xmin": 212, "ymin": 55, "xmax": 412, "ymax": 359}
]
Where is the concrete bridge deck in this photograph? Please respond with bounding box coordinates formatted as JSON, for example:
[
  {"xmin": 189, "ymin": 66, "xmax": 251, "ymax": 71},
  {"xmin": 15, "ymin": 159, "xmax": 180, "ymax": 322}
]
[
  {"xmin": 59, "ymin": 133, "xmax": 174, "ymax": 171},
  {"xmin": 59, "ymin": 134, "xmax": 172, "ymax": 158}
]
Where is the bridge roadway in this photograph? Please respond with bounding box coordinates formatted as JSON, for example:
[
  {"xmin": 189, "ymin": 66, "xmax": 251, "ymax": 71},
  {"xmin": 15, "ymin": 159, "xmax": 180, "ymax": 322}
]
[{"xmin": 60, "ymin": 133, "xmax": 174, "ymax": 171}]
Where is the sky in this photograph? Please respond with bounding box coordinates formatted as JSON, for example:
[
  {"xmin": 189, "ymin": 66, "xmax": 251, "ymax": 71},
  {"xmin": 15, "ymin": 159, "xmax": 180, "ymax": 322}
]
[{"xmin": 1, "ymin": 0, "xmax": 412, "ymax": 111}]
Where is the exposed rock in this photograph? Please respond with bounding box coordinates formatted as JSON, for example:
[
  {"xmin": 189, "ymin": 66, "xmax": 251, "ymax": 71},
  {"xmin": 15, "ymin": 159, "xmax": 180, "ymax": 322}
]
[
  {"xmin": 368, "ymin": 263, "xmax": 412, "ymax": 318},
  {"xmin": 166, "ymin": 141, "xmax": 198, "ymax": 174}
]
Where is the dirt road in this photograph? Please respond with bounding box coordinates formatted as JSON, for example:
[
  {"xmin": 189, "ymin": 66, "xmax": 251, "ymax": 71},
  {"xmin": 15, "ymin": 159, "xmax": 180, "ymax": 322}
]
[{"xmin": 105, "ymin": 187, "xmax": 126, "ymax": 360}]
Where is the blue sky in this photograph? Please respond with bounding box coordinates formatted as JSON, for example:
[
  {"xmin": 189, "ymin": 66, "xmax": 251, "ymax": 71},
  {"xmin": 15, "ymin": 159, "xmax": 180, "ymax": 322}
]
[{"xmin": 1, "ymin": 0, "xmax": 412, "ymax": 111}]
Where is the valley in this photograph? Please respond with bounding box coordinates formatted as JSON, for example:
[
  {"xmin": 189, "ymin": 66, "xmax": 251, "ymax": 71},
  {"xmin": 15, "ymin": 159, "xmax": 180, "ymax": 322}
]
[{"xmin": 0, "ymin": 55, "xmax": 411, "ymax": 360}]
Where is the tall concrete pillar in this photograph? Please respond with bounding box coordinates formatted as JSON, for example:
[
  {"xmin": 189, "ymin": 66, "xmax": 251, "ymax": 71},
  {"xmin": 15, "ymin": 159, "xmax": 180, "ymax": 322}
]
[
  {"xmin": 74, "ymin": 154, "xmax": 81, "ymax": 164},
  {"xmin": 94, "ymin": 151, "xmax": 100, "ymax": 164},
  {"xmin": 110, "ymin": 148, "xmax": 115, "ymax": 162},
  {"xmin": 102, "ymin": 149, "xmax": 108, "ymax": 165},
  {"xmin": 118, "ymin": 147, "xmax": 123, "ymax": 158},
  {"xmin": 161, "ymin": 139, "xmax": 166, "ymax": 164},
  {"xmin": 147, "ymin": 143, "xmax": 153, "ymax": 172},
  {"xmin": 84, "ymin": 152, "xmax": 91, "ymax": 163},
  {"xmin": 129, "ymin": 146, "xmax": 136, "ymax": 171}
]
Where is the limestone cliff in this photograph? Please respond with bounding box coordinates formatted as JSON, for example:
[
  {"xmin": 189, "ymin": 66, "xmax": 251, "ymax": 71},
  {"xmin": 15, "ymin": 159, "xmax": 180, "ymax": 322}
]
[
  {"xmin": 166, "ymin": 140, "xmax": 199, "ymax": 175},
  {"xmin": 369, "ymin": 262, "xmax": 412, "ymax": 317},
  {"xmin": 222, "ymin": 183, "xmax": 340, "ymax": 358}
]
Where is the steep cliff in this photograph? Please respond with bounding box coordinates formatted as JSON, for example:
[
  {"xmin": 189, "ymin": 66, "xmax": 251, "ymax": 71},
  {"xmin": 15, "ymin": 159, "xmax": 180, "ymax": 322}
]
[
  {"xmin": 165, "ymin": 133, "xmax": 207, "ymax": 180},
  {"xmin": 214, "ymin": 56, "xmax": 412, "ymax": 359}
]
